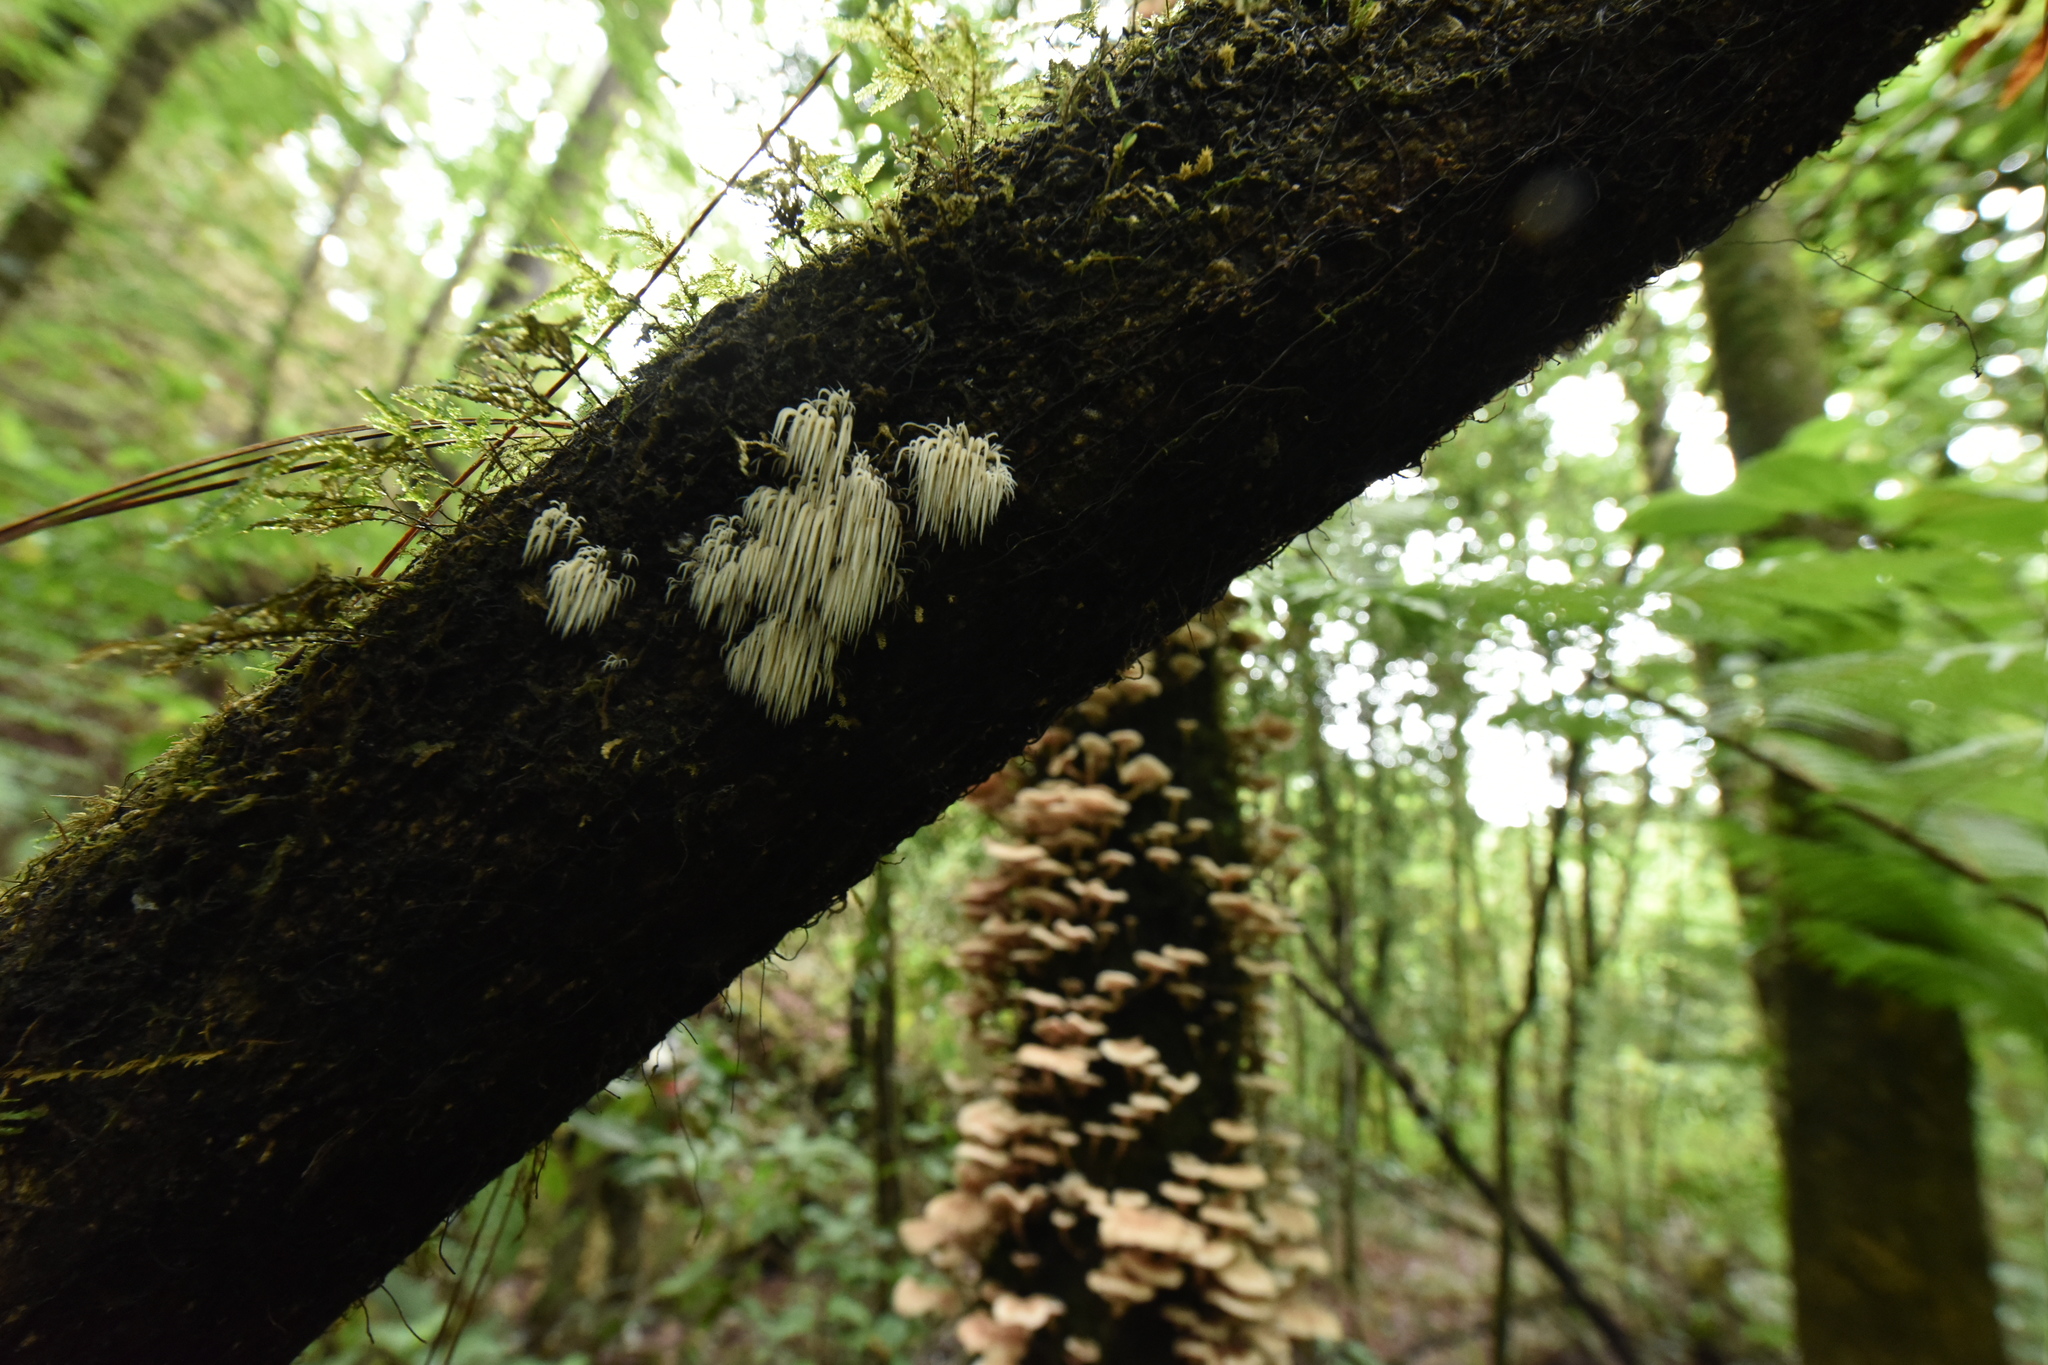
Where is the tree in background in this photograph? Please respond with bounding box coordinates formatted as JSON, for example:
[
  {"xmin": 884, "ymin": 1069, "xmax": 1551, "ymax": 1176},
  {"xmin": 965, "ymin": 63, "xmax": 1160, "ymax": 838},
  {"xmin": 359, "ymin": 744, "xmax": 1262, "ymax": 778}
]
[
  {"xmin": 1696, "ymin": 198, "xmax": 2006, "ymax": 1365},
  {"xmin": 893, "ymin": 612, "xmax": 1339, "ymax": 1365},
  {"xmin": 0, "ymin": 0, "xmax": 258, "ymax": 322}
]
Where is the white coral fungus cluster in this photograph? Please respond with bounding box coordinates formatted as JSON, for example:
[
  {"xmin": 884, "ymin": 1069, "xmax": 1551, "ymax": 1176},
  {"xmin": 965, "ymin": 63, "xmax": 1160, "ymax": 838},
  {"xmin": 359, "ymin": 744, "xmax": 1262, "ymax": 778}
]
[
  {"xmin": 682, "ymin": 389, "xmax": 1015, "ymax": 723},
  {"xmin": 895, "ymin": 423, "xmax": 1018, "ymax": 546},
  {"xmin": 544, "ymin": 544, "xmax": 636, "ymax": 636},
  {"xmin": 522, "ymin": 500, "xmax": 584, "ymax": 566}
]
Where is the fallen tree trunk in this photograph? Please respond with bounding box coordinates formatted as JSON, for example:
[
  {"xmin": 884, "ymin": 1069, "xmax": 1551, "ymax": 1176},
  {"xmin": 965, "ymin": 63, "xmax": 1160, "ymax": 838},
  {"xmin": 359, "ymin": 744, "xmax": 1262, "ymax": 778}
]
[{"xmin": 0, "ymin": 0, "xmax": 1970, "ymax": 1357}]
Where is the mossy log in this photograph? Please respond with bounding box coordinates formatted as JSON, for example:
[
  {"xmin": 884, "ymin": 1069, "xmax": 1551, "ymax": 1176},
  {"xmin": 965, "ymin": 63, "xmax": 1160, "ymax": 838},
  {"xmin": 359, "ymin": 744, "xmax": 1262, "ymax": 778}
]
[{"xmin": 0, "ymin": 0, "xmax": 1970, "ymax": 1357}]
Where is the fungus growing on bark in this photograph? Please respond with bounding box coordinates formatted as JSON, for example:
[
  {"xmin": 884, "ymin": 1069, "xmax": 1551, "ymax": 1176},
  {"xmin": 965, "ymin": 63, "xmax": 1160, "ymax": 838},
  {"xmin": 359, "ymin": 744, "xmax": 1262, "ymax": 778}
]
[
  {"xmin": 521, "ymin": 500, "xmax": 583, "ymax": 565},
  {"xmin": 683, "ymin": 391, "xmax": 1016, "ymax": 722},
  {"xmin": 904, "ymin": 607, "xmax": 1336, "ymax": 1363},
  {"xmin": 544, "ymin": 544, "xmax": 634, "ymax": 635},
  {"xmin": 1120, "ymin": 753, "xmax": 1174, "ymax": 794},
  {"xmin": 892, "ymin": 1276, "xmax": 962, "ymax": 1318},
  {"xmin": 894, "ymin": 421, "xmax": 1017, "ymax": 546}
]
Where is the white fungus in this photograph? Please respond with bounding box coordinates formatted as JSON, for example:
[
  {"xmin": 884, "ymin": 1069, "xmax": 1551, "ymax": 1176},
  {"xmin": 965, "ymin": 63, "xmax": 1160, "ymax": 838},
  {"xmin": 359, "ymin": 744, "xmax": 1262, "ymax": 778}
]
[
  {"xmin": 681, "ymin": 389, "xmax": 1013, "ymax": 724},
  {"xmin": 522, "ymin": 501, "xmax": 583, "ymax": 566},
  {"xmin": 895, "ymin": 422, "xmax": 1018, "ymax": 546},
  {"xmin": 545, "ymin": 545, "xmax": 634, "ymax": 636}
]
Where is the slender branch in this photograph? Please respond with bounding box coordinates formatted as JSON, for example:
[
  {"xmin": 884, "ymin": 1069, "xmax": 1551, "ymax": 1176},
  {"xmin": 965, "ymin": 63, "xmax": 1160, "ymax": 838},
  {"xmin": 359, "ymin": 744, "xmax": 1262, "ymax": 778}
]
[{"xmin": 1292, "ymin": 949, "xmax": 1641, "ymax": 1365}]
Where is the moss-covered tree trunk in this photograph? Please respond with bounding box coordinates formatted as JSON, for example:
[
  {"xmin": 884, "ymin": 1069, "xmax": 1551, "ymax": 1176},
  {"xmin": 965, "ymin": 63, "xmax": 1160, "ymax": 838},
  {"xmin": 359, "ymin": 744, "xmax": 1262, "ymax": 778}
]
[
  {"xmin": 0, "ymin": 1, "xmax": 1973, "ymax": 1359},
  {"xmin": 1699, "ymin": 200, "xmax": 2008, "ymax": 1365}
]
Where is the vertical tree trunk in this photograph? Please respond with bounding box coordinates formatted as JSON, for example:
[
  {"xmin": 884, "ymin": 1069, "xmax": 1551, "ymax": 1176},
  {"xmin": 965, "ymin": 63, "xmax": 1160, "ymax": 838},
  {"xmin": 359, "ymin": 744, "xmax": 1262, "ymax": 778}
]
[
  {"xmin": 1699, "ymin": 198, "xmax": 2008, "ymax": 1365},
  {"xmin": 1490, "ymin": 745, "xmax": 1579, "ymax": 1365},
  {"xmin": 0, "ymin": 3, "xmax": 92, "ymax": 123},
  {"xmin": 894, "ymin": 614, "xmax": 1338, "ymax": 1363},
  {"xmin": 868, "ymin": 859, "xmax": 905, "ymax": 1227},
  {"xmin": 483, "ymin": 62, "xmax": 630, "ymax": 317},
  {"xmin": 1294, "ymin": 636, "xmax": 1365, "ymax": 1293},
  {"xmin": 0, "ymin": 0, "xmax": 255, "ymax": 324}
]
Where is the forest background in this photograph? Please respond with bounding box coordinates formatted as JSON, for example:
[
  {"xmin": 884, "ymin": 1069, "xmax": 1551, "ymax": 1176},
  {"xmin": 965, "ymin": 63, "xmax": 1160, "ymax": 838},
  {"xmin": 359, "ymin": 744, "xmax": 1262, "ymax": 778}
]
[{"xmin": 0, "ymin": 0, "xmax": 2040, "ymax": 1361}]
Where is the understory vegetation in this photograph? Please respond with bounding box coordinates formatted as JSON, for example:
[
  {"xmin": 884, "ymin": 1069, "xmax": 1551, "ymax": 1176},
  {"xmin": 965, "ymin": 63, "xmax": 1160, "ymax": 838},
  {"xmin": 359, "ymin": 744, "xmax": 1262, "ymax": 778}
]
[{"xmin": 0, "ymin": 0, "xmax": 2041, "ymax": 1361}]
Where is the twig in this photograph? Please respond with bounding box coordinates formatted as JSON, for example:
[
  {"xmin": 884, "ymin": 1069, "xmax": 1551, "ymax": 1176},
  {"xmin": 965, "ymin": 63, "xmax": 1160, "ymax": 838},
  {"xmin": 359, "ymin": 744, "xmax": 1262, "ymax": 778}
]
[
  {"xmin": 368, "ymin": 49, "xmax": 844, "ymax": 579},
  {"xmin": 0, "ymin": 419, "xmax": 570, "ymax": 546},
  {"xmin": 1612, "ymin": 684, "xmax": 2048, "ymax": 927},
  {"xmin": 1292, "ymin": 942, "xmax": 1641, "ymax": 1365}
]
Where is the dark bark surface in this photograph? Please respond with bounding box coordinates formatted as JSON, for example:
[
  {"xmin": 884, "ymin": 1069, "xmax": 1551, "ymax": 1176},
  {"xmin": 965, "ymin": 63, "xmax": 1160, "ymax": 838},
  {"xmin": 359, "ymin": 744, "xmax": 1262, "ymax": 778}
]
[
  {"xmin": 0, "ymin": 0, "xmax": 256, "ymax": 322},
  {"xmin": 1702, "ymin": 202, "xmax": 2009, "ymax": 1365},
  {"xmin": 0, "ymin": 0, "xmax": 1973, "ymax": 1358},
  {"xmin": 1775, "ymin": 952, "xmax": 2007, "ymax": 1365}
]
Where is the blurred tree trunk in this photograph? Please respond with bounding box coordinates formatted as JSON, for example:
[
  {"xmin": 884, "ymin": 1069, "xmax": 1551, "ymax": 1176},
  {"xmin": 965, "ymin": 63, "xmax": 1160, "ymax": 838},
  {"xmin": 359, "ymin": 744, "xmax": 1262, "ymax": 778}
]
[
  {"xmin": 240, "ymin": 3, "xmax": 428, "ymax": 444},
  {"xmin": 0, "ymin": 1, "xmax": 1978, "ymax": 1358},
  {"xmin": 1489, "ymin": 744, "xmax": 1580, "ymax": 1365},
  {"xmin": 864, "ymin": 859, "xmax": 905, "ymax": 1227},
  {"xmin": 895, "ymin": 613, "xmax": 1335, "ymax": 1364},
  {"xmin": 1699, "ymin": 198, "xmax": 2008, "ymax": 1365},
  {"xmin": 0, "ymin": 3, "xmax": 92, "ymax": 122},
  {"xmin": 1289, "ymin": 625, "xmax": 1364, "ymax": 1293},
  {"xmin": 0, "ymin": 0, "xmax": 255, "ymax": 324}
]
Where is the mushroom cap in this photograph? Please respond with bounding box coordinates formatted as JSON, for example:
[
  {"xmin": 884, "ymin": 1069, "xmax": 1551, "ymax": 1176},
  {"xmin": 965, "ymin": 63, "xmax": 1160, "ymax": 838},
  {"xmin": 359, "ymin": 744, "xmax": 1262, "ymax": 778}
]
[
  {"xmin": 1273, "ymin": 1244, "xmax": 1332, "ymax": 1274},
  {"xmin": 1107, "ymin": 728, "xmax": 1145, "ymax": 757},
  {"xmin": 1129, "ymin": 1092, "xmax": 1172, "ymax": 1114},
  {"xmin": 1019, "ymin": 987, "xmax": 1070, "ymax": 1012},
  {"xmin": 1095, "ymin": 969, "xmax": 1138, "ymax": 994},
  {"xmin": 1160, "ymin": 1071, "xmax": 1203, "ymax": 1097},
  {"xmin": 1145, "ymin": 846, "xmax": 1184, "ymax": 868},
  {"xmin": 1159, "ymin": 1180, "xmax": 1206, "ymax": 1206},
  {"xmin": 1262, "ymin": 1204, "xmax": 1320, "ymax": 1242},
  {"xmin": 984, "ymin": 839, "xmax": 1050, "ymax": 863},
  {"xmin": 984, "ymin": 1182, "xmax": 1049, "ymax": 1217},
  {"xmin": 1119, "ymin": 754, "xmax": 1175, "ymax": 792},
  {"xmin": 1198, "ymin": 1204, "xmax": 1261, "ymax": 1234},
  {"xmin": 1096, "ymin": 849, "xmax": 1137, "ymax": 874},
  {"xmin": 1204, "ymin": 1288, "xmax": 1277, "ymax": 1322},
  {"xmin": 1098, "ymin": 1037, "xmax": 1162, "ymax": 1069},
  {"xmin": 1211, "ymin": 1118, "xmax": 1259, "ymax": 1146},
  {"xmin": 1064, "ymin": 1337, "xmax": 1104, "ymax": 1364},
  {"xmin": 1169, "ymin": 1152, "xmax": 1214, "ymax": 1181},
  {"xmin": 1162, "ymin": 945, "xmax": 1211, "ymax": 968},
  {"xmin": 953, "ymin": 1140, "xmax": 1010, "ymax": 1171},
  {"xmin": 956, "ymin": 1309, "xmax": 1032, "ymax": 1359},
  {"xmin": 1097, "ymin": 1203, "xmax": 1210, "ymax": 1259},
  {"xmin": 992, "ymin": 1292, "xmax": 1067, "ymax": 1330},
  {"xmin": 1274, "ymin": 1298, "xmax": 1343, "ymax": 1341},
  {"xmin": 956, "ymin": 1098, "xmax": 1024, "ymax": 1146},
  {"xmin": 1084, "ymin": 1267, "xmax": 1157, "ymax": 1306},
  {"xmin": 1107, "ymin": 1250, "xmax": 1187, "ymax": 1289},
  {"xmin": 926, "ymin": 1189, "xmax": 994, "ymax": 1234},
  {"xmin": 1203, "ymin": 1163, "xmax": 1269, "ymax": 1192},
  {"xmin": 1016, "ymin": 1043, "xmax": 1100, "ymax": 1082},
  {"xmin": 891, "ymin": 1275, "xmax": 960, "ymax": 1318},
  {"xmin": 1215, "ymin": 1250, "xmax": 1280, "ymax": 1300}
]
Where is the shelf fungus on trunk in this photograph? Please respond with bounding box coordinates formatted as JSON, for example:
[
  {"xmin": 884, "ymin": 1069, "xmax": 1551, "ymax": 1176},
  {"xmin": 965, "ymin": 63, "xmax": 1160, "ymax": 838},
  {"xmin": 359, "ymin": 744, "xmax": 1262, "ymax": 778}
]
[{"xmin": 893, "ymin": 610, "xmax": 1339, "ymax": 1365}]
